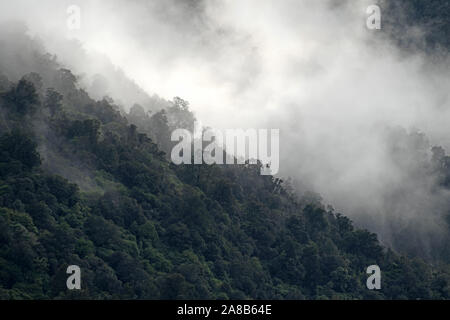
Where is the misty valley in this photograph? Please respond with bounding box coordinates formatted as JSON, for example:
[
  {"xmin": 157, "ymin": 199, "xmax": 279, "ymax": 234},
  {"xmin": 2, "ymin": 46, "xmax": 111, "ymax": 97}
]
[{"xmin": 0, "ymin": 0, "xmax": 450, "ymax": 304}]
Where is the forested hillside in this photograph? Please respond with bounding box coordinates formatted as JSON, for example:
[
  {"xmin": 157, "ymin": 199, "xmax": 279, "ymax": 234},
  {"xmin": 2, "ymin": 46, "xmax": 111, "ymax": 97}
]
[
  {"xmin": 381, "ymin": 0, "xmax": 450, "ymax": 51},
  {"xmin": 1, "ymin": 26, "xmax": 450, "ymax": 299}
]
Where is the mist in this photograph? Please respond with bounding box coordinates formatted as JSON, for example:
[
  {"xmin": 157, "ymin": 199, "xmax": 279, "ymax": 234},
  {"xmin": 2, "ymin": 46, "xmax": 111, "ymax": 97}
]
[{"xmin": 1, "ymin": 0, "xmax": 449, "ymax": 257}]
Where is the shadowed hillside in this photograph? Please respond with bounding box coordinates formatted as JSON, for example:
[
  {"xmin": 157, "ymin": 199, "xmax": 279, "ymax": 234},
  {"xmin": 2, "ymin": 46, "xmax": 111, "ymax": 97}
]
[{"xmin": 1, "ymin": 28, "xmax": 450, "ymax": 299}]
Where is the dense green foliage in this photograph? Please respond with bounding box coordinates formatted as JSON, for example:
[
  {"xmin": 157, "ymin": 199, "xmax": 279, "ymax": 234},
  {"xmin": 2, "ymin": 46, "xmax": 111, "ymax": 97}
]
[
  {"xmin": 1, "ymin": 39, "xmax": 450, "ymax": 300},
  {"xmin": 1, "ymin": 5, "xmax": 450, "ymax": 299}
]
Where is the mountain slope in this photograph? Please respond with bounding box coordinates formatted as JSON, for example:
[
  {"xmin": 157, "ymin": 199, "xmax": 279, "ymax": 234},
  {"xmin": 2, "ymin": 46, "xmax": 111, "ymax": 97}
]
[{"xmin": 1, "ymin": 30, "xmax": 450, "ymax": 299}]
